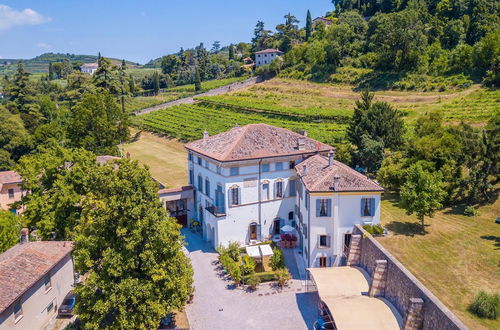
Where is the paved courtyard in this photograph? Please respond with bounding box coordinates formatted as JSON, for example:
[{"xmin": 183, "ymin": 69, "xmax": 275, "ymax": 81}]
[{"xmin": 183, "ymin": 229, "xmax": 318, "ymax": 330}]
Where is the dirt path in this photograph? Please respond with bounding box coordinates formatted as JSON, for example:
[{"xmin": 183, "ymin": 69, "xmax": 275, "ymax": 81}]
[{"xmin": 134, "ymin": 76, "xmax": 264, "ymax": 115}]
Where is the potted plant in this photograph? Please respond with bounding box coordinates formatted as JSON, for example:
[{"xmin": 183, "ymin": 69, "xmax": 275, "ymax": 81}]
[{"xmin": 276, "ymin": 269, "xmax": 291, "ymax": 288}]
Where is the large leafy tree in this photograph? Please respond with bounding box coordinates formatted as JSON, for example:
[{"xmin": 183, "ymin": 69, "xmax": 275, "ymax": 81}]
[
  {"xmin": 0, "ymin": 106, "xmax": 31, "ymax": 170},
  {"xmin": 0, "ymin": 210, "xmax": 20, "ymax": 253},
  {"xmin": 67, "ymin": 91, "xmax": 129, "ymax": 155},
  {"xmin": 400, "ymin": 163, "xmax": 447, "ymax": 231},
  {"xmin": 73, "ymin": 159, "xmax": 193, "ymax": 329},
  {"xmin": 16, "ymin": 147, "xmax": 99, "ymax": 240}
]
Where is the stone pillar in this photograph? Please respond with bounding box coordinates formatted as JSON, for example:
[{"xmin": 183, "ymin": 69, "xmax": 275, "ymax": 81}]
[
  {"xmin": 369, "ymin": 259, "xmax": 388, "ymax": 297},
  {"xmin": 346, "ymin": 234, "xmax": 362, "ymax": 266},
  {"xmin": 403, "ymin": 298, "xmax": 425, "ymax": 330}
]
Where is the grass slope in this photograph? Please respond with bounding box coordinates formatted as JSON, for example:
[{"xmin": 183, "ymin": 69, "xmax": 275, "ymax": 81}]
[{"xmin": 378, "ymin": 194, "xmax": 500, "ymax": 329}]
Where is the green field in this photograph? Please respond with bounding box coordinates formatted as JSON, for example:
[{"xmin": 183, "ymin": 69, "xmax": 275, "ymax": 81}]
[
  {"xmin": 133, "ymin": 78, "xmax": 499, "ymax": 144},
  {"xmin": 165, "ymin": 76, "xmax": 249, "ymax": 93}
]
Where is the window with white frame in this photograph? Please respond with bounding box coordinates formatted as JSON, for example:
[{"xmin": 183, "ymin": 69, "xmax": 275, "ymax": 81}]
[
  {"xmin": 230, "ymin": 186, "xmax": 240, "ymax": 206},
  {"xmin": 275, "ymin": 162, "xmax": 283, "ymax": 171},
  {"xmin": 275, "ymin": 180, "xmax": 283, "ymax": 198},
  {"xmin": 262, "ymin": 182, "xmax": 270, "ymax": 200},
  {"xmin": 289, "ymin": 160, "xmax": 296, "ymax": 169},
  {"xmin": 289, "ymin": 179, "xmax": 296, "ymax": 197},
  {"xmin": 316, "ymin": 199, "xmax": 332, "ymax": 217},
  {"xmin": 198, "ymin": 175, "xmax": 203, "ymax": 193},
  {"xmin": 189, "ymin": 169, "xmax": 194, "ymax": 185},
  {"xmin": 319, "ymin": 235, "xmax": 330, "ymax": 248},
  {"xmin": 361, "ymin": 198, "xmax": 375, "ymax": 217},
  {"xmin": 197, "ymin": 157, "xmax": 202, "ymax": 166},
  {"xmin": 261, "ymin": 163, "xmax": 270, "ymax": 172},
  {"xmin": 8, "ymin": 188, "xmax": 14, "ymax": 198},
  {"xmin": 205, "ymin": 178, "xmax": 210, "ymax": 198},
  {"xmin": 216, "ymin": 166, "xmax": 222, "ymax": 175}
]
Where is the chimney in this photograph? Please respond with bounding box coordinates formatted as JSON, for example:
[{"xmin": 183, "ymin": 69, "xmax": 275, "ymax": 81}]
[
  {"xmin": 20, "ymin": 228, "xmax": 29, "ymax": 244},
  {"xmin": 298, "ymin": 137, "xmax": 306, "ymax": 150},
  {"xmin": 328, "ymin": 150, "xmax": 335, "ymax": 167},
  {"xmin": 302, "ymin": 165, "xmax": 308, "ymax": 176},
  {"xmin": 333, "ymin": 176, "xmax": 340, "ymax": 191},
  {"xmin": 202, "ymin": 130, "xmax": 209, "ymax": 139}
]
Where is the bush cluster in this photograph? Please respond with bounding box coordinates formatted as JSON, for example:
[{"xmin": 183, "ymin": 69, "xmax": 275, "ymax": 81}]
[
  {"xmin": 270, "ymin": 248, "xmax": 285, "ymax": 271},
  {"xmin": 362, "ymin": 224, "xmax": 385, "ymax": 236},
  {"xmin": 469, "ymin": 291, "xmax": 500, "ymax": 319}
]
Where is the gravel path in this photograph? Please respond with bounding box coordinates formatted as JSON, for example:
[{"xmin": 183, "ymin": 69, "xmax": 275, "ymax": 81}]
[
  {"xmin": 134, "ymin": 76, "xmax": 263, "ymax": 116},
  {"xmin": 183, "ymin": 229, "xmax": 318, "ymax": 330}
]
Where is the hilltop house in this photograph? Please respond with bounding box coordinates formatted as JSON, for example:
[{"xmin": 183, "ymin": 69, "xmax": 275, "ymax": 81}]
[
  {"xmin": 185, "ymin": 124, "xmax": 383, "ymax": 268},
  {"xmin": 313, "ymin": 17, "xmax": 333, "ymax": 27},
  {"xmin": 255, "ymin": 49, "xmax": 283, "ymax": 67},
  {"xmin": 80, "ymin": 63, "xmax": 98, "ymax": 75},
  {"xmin": 0, "ymin": 231, "xmax": 74, "ymax": 330},
  {"xmin": 0, "ymin": 171, "xmax": 23, "ymax": 214}
]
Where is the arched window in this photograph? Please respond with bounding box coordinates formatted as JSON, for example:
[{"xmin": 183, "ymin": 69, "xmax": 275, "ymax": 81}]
[
  {"xmin": 197, "ymin": 174, "xmax": 203, "ymax": 193},
  {"xmin": 288, "ymin": 211, "xmax": 294, "ymax": 220}
]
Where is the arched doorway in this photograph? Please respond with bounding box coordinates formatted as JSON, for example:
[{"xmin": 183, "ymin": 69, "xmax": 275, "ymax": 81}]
[
  {"xmin": 249, "ymin": 223, "xmax": 258, "ymax": 240},
  {"xmin": 273, "ymin": 218, "xmax": 281, "ymax": 235}
]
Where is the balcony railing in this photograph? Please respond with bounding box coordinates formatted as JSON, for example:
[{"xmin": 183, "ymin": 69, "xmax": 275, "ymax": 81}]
[{"xmin": 205, "ymin": 204, "xmax": 226, "ymax": 217}]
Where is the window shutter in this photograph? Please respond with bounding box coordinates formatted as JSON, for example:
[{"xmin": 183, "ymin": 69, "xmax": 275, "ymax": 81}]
[
  {"xmin": 370, "ymin": 198, "xmax": 375, "ymax": 216},
  {"xmin": 316, "ymin": 199, "xmax": 321, "ymax": 217},
  {"xmin": 360, "ymin": 198, "xmax": 366, "ymax": 216},
  {"xmin": 228, "ymin": 188, "xmax": 232, "ymax": 206},
  {"xmin": 257, "ymin": 224, "xmax": 262, "ymax": 241},
  {"xmin": 327, "ymin": 199, "xmax": 332, "ymax": 217}
]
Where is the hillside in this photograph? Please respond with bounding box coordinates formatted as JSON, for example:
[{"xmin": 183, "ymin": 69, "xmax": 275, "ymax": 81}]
[
  {"xmin": 0, "ymin": 53, "xmax": 141, "ymax": 74},
  {"xmin": 133, "ymin": 78, "xmax": 499, "ymax": 145}
]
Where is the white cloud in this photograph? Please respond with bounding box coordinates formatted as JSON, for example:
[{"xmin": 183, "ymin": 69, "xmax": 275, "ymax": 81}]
[
  {"xmin": 36, "ymin": 42, "xmax": 52, "ymax": 49},
  {"xmin": 0, "ymin": 5, "xmax": 51, "ymax": 31}
]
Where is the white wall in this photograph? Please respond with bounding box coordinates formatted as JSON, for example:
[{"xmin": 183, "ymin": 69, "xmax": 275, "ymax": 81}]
[
  {"xmin": 255, "ymin": 53, "xmax": 280, "ymax": 67},
  {"xmin": 0, "ymin": 254, "xmax": 74, "ymax": 330},
  {"xmin": 301, "ymin": 191, "xmax": 381, "ymax": 268},
  {"xmin": 189, "ymin": 151, "xmax": 302, "ymax": 248}
]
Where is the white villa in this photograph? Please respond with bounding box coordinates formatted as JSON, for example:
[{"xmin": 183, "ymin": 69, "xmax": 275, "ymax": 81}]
[
  {"xmin": 80, "ymin": 63, "xmax": 98, "ymax": 75},
  {"xmin": 185, "ymin": 124, "xmax": 383, "ymax": 268},
  {"xmin": 254, "ymin": 49, "xmax": 283, "ymax": 67}
]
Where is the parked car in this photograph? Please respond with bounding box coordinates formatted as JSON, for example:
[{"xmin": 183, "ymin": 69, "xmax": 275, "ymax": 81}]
[
  {"xmin": 158, "ymin": 313, "xmax": 174, "ymax": 329},
  {"xmin": 58, "ymin": 293, "xmax": 76, "ymax": 317},
  {"xmin": 313, "ymin": 317, "xmax": 336, "ymax": 330},
  {"xmin": 495, "ymin": 217, "xmax": 500, "ymax": 224}
]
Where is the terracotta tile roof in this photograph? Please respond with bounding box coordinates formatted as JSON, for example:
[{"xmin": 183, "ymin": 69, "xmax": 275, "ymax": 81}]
[
  {"xmin": 185, "ymin": 124, "xmax": 333, "ymax": 162},
  {"xmin": 255, "ymin": 48, "xmax": 283, "ymax": 54},
  {"xmin": 0, "ymin": 171, "xmax": 22, "ymax": 191},
  {"xmin": 0, "ymin": 171, "xmax": 21, "ymax": 185},
  {"xmin": 0, "ymin": 241, "xmax": 73, "ymax": 313},
  {"xmin": 158, "ymin": 185, "xmax": 194, "ymax": 195},
  {"xmin": 296, "ymin": 154, "xmax": 384, "ymax": 192},
  {"xmin": 81, "ymin": 63, "xmax": 98, "ymax": 68}
]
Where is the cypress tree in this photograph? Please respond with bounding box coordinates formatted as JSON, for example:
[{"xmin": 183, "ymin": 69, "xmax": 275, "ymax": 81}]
[
  {"xmin": 48, "ymin": 62, "xmax": 54, "ymax": 80},
  {"xmin": 194, "ymin": 67, "xmax": 202, "ymax": 92},
  {"xmin": 305, "ymin": 10, "xmax": 313, "ymax": 41},
  {"xmin": 228, "ymin": 44, "xmax": 235, "ymax": 60},
  {"xmin": 153, "ymin": 71, "xmax": 160, "ymax": 94}
]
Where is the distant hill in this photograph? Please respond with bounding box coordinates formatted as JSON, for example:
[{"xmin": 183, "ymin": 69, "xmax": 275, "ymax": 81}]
[{"xmin": 0, "ymin": 53, "xmax": 141, "ymax": 74}]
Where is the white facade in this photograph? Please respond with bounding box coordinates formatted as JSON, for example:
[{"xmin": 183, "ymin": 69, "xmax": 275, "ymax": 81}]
[
  {"xmin": 0, "ymin": 254, "xmax": 74, "ymax": 330},
  {"xmin": 80, "ymin": 63, "xmax": 98, "ymax": 75},
  {"xmin": 255, "ymin": 51, "xmax": 282, "ymax": 67},
  {"xmin": 296, "ymin": 183, "xmax": 382, "ymax": 268},
  {"xmin": 188, "ymin": 152, "xmax": 304, "ymax": 248}
]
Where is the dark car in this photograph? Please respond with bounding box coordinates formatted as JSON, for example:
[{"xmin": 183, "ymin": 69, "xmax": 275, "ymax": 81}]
[{"xmin": 58, "ymin": 293, "xmax": 76, "ymax": 317}]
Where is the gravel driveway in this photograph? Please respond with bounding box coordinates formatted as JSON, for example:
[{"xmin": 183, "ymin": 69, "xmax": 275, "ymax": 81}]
[{"xmin": 183, "ymin": 229, "xmax": 318, "ymax": 330}]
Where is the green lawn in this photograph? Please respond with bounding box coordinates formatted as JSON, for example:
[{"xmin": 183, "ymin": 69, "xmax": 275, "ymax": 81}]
[{"xmin": 378, "ymin": 194, "xmax": 500, "ymax": 329}]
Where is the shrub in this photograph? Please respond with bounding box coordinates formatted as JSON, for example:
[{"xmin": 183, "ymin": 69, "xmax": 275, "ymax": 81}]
[
  {"xmin": 240, "ymin": 255, "xmax": 256, "ymax": 276},
  {"xmin": 243, "ymin": 271, "xmax": 277, "ymax": 283},
  {"xmin": 270, "ymin": 248, "xmax": 285, "ymax": 271},
  {"xmin": 469, "ymin": 291, "xmax": 500, "ymax": 319},
  {"xmin": 276, "ymin": 269, "xmax": 291, "ymax": 287},
  {"xmin": 464, "ymin": 206, "xmax": 479, "ymax": 217},
  {"xmin": 227, "ymin": 241, "xmax": 241, "ymax": 262},
  {"xmin": 362, "ymin": 224, "xmax": 374, "ymax": 235},
  {"xmin": 246, "ymin": 274, "xmax": 261, "ymax": 290},
  {"xmin": 229, "ymin": 264, "xmax": 242, "ymax": 286},
  {"xmin": 362, "ymin": 224, "xmax": 385, "ymax": 236}
]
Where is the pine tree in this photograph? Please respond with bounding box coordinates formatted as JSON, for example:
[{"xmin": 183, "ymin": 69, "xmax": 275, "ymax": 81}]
[
  {"xmin": 194, "ymin": 67, "xmax": 202, "ymax": 92},
  {"xmin": 306, "ymin": 10, "xmax": 313, "ymax": 41}
]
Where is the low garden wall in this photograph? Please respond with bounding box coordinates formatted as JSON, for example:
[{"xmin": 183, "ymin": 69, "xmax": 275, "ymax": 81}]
[{"xmin": 353, "ymin": 224, "xmax": 468, "ymax": 330}]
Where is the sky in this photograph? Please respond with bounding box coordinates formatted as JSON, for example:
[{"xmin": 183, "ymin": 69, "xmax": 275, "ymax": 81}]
[{"xmin": 0, "ymin": 0, "xmax": 333, "ymax": 64}]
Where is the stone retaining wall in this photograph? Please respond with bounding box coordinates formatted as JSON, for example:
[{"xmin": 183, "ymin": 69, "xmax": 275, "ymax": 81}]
[{"xmin": 353, "ymin": 224, "xmax": 468, "ymax": 330}]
